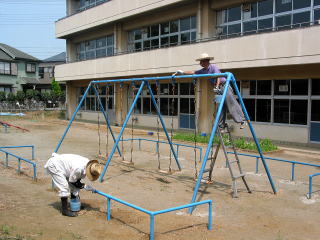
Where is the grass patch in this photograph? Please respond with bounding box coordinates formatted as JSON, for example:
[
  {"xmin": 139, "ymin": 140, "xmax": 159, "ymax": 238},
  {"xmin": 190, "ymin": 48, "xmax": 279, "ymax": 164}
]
[{"xmin": 173, "ymin": 132, "xmax": 278, "ymax": 152}]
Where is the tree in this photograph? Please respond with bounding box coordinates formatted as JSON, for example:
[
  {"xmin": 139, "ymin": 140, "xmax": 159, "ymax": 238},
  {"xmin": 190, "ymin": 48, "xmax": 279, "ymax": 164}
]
[
  {"xmin": 51, "ymin": 78, "xmax": 62, "ymax": 96},
  {"xmin": 0, "ymin": 92, "xmax": 6, "ymax": 102}
]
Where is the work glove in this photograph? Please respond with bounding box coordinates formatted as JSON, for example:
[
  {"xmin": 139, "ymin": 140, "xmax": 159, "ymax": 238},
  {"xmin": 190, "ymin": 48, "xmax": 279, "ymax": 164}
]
[
  {"xmin": 172, "ymin": 70, "xmax": 184, "ymax": 76},
  {"xmin": 71, "ymin": 179, "xmax": 85, "ymax": 189}
]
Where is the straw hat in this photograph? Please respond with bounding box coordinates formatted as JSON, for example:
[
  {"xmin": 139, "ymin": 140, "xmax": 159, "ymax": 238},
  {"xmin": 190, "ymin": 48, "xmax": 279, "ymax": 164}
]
[
  {"xmin": 86, "ymin": 160, "xmax": 102, "ymax": 181},
  {"xmin": 196, "ymin": 53, "xmax": 214, "ymax": 61}
]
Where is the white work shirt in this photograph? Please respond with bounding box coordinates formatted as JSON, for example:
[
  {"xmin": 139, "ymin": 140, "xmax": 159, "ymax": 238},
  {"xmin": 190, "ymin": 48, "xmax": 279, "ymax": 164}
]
[{"xmin": 44, "ymin": 153, "xmax": 89, "ymax": 183}]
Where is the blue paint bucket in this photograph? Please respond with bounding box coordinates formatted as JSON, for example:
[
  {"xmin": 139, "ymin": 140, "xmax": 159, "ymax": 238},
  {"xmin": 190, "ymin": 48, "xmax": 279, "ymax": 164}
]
[
  {"xmin": 200, "ymin": 132, "xmax": 207, "ymax": 137},
  {"xmin": 70, "ymin": 198, "xmax": 81, "ymax": 212}
]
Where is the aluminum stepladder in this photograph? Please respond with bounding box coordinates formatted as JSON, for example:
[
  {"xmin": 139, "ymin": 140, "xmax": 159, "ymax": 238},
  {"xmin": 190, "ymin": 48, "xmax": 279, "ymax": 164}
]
[{"xmin": 201, "ymin": 92, "xmax": 251, "ymax": 198}]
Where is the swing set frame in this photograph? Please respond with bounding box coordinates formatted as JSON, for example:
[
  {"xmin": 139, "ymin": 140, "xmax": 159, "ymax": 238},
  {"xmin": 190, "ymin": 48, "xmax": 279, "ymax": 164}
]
[{"xmin": 54, "ymin": 72, "xmax": 277, "ymax": 213}]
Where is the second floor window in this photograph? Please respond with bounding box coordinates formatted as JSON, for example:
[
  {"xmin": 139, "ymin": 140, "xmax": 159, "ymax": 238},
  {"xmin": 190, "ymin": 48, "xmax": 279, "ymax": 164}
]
[
  {"xmin": 128, "ymin": 16, "xmax": 197, "ymax": 52},
  {"xmin": 26, "ymin": 63, "xmax": 36, "ymax": 73},
  {"xmin": 78, "ymin": 0, "xmax": 109, "ymax": 12},
  {"xmin": 0, "ymin": 61, "xmax": 11, "ymax": 75},
  {"xmin": 216, "ymin": 0, "xmax": 320, "ymax": 37},
  {"xmin": 76, "ymin": 35, "xmax": 114, "ymax": 61}
]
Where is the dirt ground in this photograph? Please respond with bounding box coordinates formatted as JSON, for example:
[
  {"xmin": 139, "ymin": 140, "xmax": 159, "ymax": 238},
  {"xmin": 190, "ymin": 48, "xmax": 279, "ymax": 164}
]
[{"xmin": 0, "ymin": 111, "xmax": 320, "ymax": 240}]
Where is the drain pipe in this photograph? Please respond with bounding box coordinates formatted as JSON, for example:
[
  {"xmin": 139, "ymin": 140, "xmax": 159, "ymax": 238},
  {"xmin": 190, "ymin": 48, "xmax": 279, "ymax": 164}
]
[{"xmin": 197, "ymin": 0, "xmax": 203, "ymax": 41}]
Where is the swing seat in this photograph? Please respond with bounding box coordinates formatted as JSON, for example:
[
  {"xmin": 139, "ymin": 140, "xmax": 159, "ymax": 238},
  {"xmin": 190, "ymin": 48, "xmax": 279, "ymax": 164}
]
[
  {"xmin": 121, "ymin": 159, "xmax": 134, "ymax": 166},
  {"xmin": 158, "ymin": 169, "xmax": 175, "ymax": 175}
]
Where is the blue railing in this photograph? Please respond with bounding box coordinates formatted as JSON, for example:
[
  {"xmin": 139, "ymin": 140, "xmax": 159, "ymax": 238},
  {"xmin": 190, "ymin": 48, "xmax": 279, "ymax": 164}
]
[
  {"xmin": 308, "ymin": 173, "xmax": 320, "ymax": 199},
  {"xmin": 120, "ymin": 138, "xmax": 203, "ymax": 163},
  {"xmin": 92, "ymin": 189, "xmax": 212, "ymax": 240},
  {"xmin": 0, "ymin": 145, "xmax": 37, "ymax": 180}
]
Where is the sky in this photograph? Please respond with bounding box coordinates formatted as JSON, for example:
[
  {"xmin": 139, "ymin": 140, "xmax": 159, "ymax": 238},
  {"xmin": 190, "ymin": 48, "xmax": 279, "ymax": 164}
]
[{"xmin": 0, "ymin": 0, "xmax": 66, "ymax": 60}]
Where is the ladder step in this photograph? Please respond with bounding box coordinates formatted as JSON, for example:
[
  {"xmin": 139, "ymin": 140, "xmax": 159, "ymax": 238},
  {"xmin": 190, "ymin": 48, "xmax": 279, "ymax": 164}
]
[{"xmin": 233, "ymin": 173, "xmax": 246, "ymax": 179}]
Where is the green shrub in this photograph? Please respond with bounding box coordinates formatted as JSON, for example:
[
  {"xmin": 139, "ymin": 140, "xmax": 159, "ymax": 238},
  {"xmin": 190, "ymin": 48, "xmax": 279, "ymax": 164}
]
[
  {"xmin": 26, "ymin": 89, "xmax": 40, "ymax": 100},
  {"xmin": 0, "ymin": 92, "xmax": 6, "ymax": 101},
  {"xmin": 16, "ymin": 91, "xmax": 25, "ymax": 103},
  {"xmin": 6, "ymin": 92, "xmax": 16, "ymax": 102}
]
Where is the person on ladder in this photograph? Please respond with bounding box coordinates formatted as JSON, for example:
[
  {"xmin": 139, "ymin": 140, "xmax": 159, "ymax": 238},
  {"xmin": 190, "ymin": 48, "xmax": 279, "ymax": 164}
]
[
  {"xmin": 173, "ymin": 53, "xmax": 246, "ymax": 129},
  {"xmin": 44, "ymin": 153, "xmax": 102, "ymax": 217}
]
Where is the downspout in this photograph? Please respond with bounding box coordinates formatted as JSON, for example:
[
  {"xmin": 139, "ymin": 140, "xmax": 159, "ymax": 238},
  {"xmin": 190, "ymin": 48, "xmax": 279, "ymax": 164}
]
[{"xmin": 197, "ymin": 0, "xmax": 203, "ymax": 40}]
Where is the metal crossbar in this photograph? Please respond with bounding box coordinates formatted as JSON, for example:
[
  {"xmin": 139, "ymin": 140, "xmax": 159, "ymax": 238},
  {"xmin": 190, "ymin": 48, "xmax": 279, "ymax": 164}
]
[
  {"xmin": 92, "ymin": 189, "xmax": 212, "ymax": 240},
  {"xmin": 308, "ymin": 173, "xmax": 320, "ymax": 199},
  {"xmin": 0, "ymin": 148, "xmax": 37, "ymax": 180}
]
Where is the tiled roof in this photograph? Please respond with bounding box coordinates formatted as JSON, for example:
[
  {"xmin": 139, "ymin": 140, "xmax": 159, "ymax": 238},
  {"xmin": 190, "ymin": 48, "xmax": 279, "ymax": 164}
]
[
  {"xmin": 0, "ymin": 43, "xmax": 40, "ymax": 62},
  {"xmin": 43, "ymin": 52, "xmax": 66, "ymax": 62}
]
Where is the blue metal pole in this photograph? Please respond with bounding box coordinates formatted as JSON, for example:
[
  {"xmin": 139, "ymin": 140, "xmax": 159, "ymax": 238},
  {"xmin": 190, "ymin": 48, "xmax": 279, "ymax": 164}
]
[
  {"xmin": 99, "ymin": 81, "xmax": 146, "ymax": 182},
  {"xmin": 54, "ymin": 82, "xmax": 92, "ymax": 153},
  {"xmin": 291, "ymin": 163, "xmax": 295, "ymax": 181},
  {"xmin": 230, "ymin": 73, "xmax": 277, "ymax": 194},
  {"xmin": 146, "ymin": 81, "xmax": 182, "ymax": 170},
  {"xmin": 150, "ymin": 214, "xmax": 155, "ymax": 240},
  {"xmin": 33, "ymin": 164, "xmax": 37, "ymax": 181},
  {"xmin": 107, "ymin": 198, "xmax": 111, "ymax": 220},
  {"xmin": 32, "ymin": 146, "xmax": 35, "ymax": 160},
  {"xmin": 189, "ymin": 73, "xmax": 232, "ymax": 213},
  {"xmin": 208, "ymin": 201, "xmax": 213, "ymax": 230},
  {"xmin": 91, "ymin": 73, "xmax": 228, "ymax": 84},
  {"xmin": 255, "ymin": 157, "xmax": 259, "ymax": 174},
  {"xmin": 308, "ymin": 175, "xmax": 312, "ymax": 199},
  {"xmin": 92, "ymin": 84, "xmax": 122, "ymax": 156},
  {"xmin": 5, "ymin": 153, "xmax": 8, "ymax": 167}
]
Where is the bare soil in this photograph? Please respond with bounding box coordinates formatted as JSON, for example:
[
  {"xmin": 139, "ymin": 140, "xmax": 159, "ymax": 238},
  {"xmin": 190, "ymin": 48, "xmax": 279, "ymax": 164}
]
[{"xmin": 0, "ymin": 111, "xmax": 319, "ymax": 240}]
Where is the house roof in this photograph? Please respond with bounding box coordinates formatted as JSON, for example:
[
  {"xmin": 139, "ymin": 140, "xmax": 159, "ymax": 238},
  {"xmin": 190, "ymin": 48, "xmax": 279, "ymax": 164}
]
[
  {"xmin": 43, "ymin": 52, "xmax": 66, "ymax": 62},
  {"xmin": 0, "ymin": 43, "xmax": 40, "ymax": 62}
]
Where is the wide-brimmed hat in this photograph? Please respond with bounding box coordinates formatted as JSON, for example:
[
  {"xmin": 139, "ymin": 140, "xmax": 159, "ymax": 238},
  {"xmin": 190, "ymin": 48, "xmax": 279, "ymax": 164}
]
[
  {"xmin": 86, "ymin": 160, "xmax": 102, "ymax": 181},
  {"xmin": 196, "ymin": 53, "xmax": 214, "ymax": 61}
]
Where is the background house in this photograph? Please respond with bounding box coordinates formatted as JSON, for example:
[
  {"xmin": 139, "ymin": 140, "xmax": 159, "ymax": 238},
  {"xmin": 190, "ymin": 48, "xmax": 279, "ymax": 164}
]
[
  {"xmin": 54, "ymin": 0, "xmax": 320, "ymax": 146},
  {"xmin": 0, "ymin": 43, "xmax": 40, "ymax": 94}
]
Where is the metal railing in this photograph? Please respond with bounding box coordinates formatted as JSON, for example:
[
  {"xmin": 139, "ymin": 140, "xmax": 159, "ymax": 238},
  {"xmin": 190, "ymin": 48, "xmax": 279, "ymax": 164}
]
[
  {"xmin": 0, "ymin": 145, "xmax": 37, "ymax": 180},
  {"xmin": 93, "ymin": 189, "xmax": 212, "ymax": 240},
  {"xmin": 119, "ymin": 138, "xmax": 203, "ymax": 163},
  {"xmin": 308, "ymin": 173, "xmax": 320, "ymax": 199}
]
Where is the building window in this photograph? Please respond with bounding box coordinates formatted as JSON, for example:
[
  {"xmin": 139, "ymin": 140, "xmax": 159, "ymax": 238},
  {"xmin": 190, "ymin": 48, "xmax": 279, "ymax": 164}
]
[
  {"xmin": 311, "ymin": 100, "xmax": 320, "ymax": 121},
  {"xmin": 242, "ymin": 79, "xmax": 309, "ymax": 125},
  {"xmin": 0, "ymin": 62, "xmax": 11, "ymax": 75},
  {"xmin": 0, "ymin": 86, "xmax": 12, "ymax": 94},
  {"xmin": 312, "ymin": 79, "xmax": 320, "ymax": 95},
  {"xmin": 76, "ymin": 35, "xmax": 114, "ymax": 61},
  {"xmin": 26, "ymin": 63, "xmax": 36, "ymax": 73},
  {"xmin": 78, "ymin": 0, "xmax": 109, "ymax": 12},
  {"xmin": 78, "ymin": 85, "xmax": 114, "ymax": 111},
  {"xmin": 128, "ymin": 16, "xmax": 196, "ymax": 52},
  {"xmin": 216, "ymin": 0, "xmax": 316, "ymax": 37},
  {"xmin": 39, "ymin": 67, "xmax": 44, "ymax": 78}
]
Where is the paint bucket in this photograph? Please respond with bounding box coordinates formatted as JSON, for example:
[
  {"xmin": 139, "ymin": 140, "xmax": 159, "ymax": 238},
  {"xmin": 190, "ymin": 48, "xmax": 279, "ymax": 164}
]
[
  {"xmin": 200, "ymin": 132, "xmax": 207, "ymax": 137},
  {"xmin": 70, "ymin": 197, "xmax": 81, "ymax": 212}
]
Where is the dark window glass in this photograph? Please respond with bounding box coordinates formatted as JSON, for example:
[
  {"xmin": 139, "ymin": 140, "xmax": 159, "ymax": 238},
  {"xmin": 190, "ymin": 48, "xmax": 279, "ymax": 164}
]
[
  {"xmin": 169, "ymin": 83, "xmax": 178, "ymax": 95},
  {"xmin": 80, "ymin": 87, "xmax": 86, "ymax": 95},
  {"xmin": 290, "ymin": 100, "xmax": 307, "ymax": 125},
  {"xmin": 257, "ymin": 80, "xmax": 271, "ymax": 95},
  {"xmin": 243, "ymin": 21, "xmax": 257, "ymax": 34},
  {"xmin": 180, "ymin": 98, "xmax": 190, "ymax": 114},
  {"xmin": 312, "ymin": 79, "xmax": 320, "ymax": 95},
  {"xmin": 96, "ymin": 49, "xmax": 106, "ymax": 58},
  {"xmin": 256, "ymin": 99, "xmax": 271, "ymax": 122},
  {"xmin": 134, "ymin": 42, "xmax": 142, "ymax": 51},
  {"xmin": 143, "ymin": 98, "xmax": 151, "ymax": 114},
  {"xmin": 180, "ymin": 17, "xmax": 191, "ymax": 31},
  {"xmin": 228, "ymin": 24, "xmax": 241, "ymax": 35},
  {"xmin": 314, "ymin": 9, "xmax": 320, "ymax": 23},
  {"xmin": 243, "ymin": 99, "xmax": 256, "ymax": 121},
  {"xmin": 161, "ymin": 37, "xmax": 169, "ymax": 47},
  {"xmin": 315, "ymin": 0, "xmax": 320, "ymax": 5},
  {"xmin": 107, "ymin": 35, "xmax": 114, "ymax": 45},
  {"xmin": 180, "ymin": 83, "xmax": 190, "ymax": 95},
  {"xmin": 191, "ymin": 16, "xmax": 196, "ymax": 29},
  {"xmin": 274, "ymin": 99, "xmax": 289, "ymax": 123},
  {"xmin": 250, "ymin": 80, "xmax": 256, "ymax": 95},
  {"xmin": 151, "ymin": 39, "xmax": 159, "ymax": 49},
  {"xmin": 293, "ymin": 0, "xmax": 310, "ymax": 9},
  {"xmin": 160, "ymin": 84, "xmax": 169, "ymax": 95},
  {"xmin": 275, "ymin": 0, "xmax": 292, "ymax": 13},
  {"xmin": 191, "ymin": 32, "xmax": 196, "ymax": 42},
  {"xmin": 150, "ymin": 99, "xmax": 157, "ymax": 114},
  {"xmin": 96, "ymin": 37, "xmax": 106, "ymax": 48},
  {"xmin": 258, "ymin": 18, "xmax": 273, "ymax": 32},
  {"xmin": 291, "ymin": 79, "xmax": 308, "ymax": 95},
  {"xmin": 143, "ymin": 40, "xmax": 150, "ymax": 50},
  {"xmin": 170, "ymin": 20, "xmax": 179, "ymax": 33},
  {"xmin": 292, "ymin": 11, "xmax": 310, "ymax": 27},
  {"xmin": 276, "ymin": 14, "xmax": 292, "ymax": 30},
  {"xmin": 135, "ymin": 98, "xmax": 141, "ymax": 114},
  {"xmin": 168, "ymin": 98, "xmax": 178, "ymax": 116},
  {"xmin": 274, "ymin": 80, "xmax": 290, "ymax": 95},
  {"xmin": 250, "ymin": 2, "xmax": 258, "ymax": 18},
  {"xmin": 107, "ymin": 47, "xmax": 113, "ymax": 56},
  {"xmin": 161, "ymin": 22, "xmax": 169, "ymax": 34},
  {"xmin": 160, "ymin": 98, "xmax": 169, "ymax": 115},
  {"xmin": 134, "ymin": 30, "xmax": 142, "ymax": 40},
  {"xmin": 99, "ymin": 97, "xmax": 106, "ymax": 110},
  {"xmin": 311, "ymin": 100, "xmax": 320, "ymax": 121},
  {"xmin": 170, "ymin": 35, "xmax": 178, "ymax": 46},
  {"xmin": 258, "ymin": 0, "xmax": 273, "ymax": 16},
  {"xmin": 85, "ymin": 51, "xmax": 95, "ymax": 59},
  {"xmin": 181, "ymin": 32, "xmax": 190, "ymax": 44},
  {"xmin": 228, "ymin": 6, "xmax": 241, "ymax": 22},
  {"xmin": 151, "ymin": 25, "xmax": 159, "ymax": 37}
]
